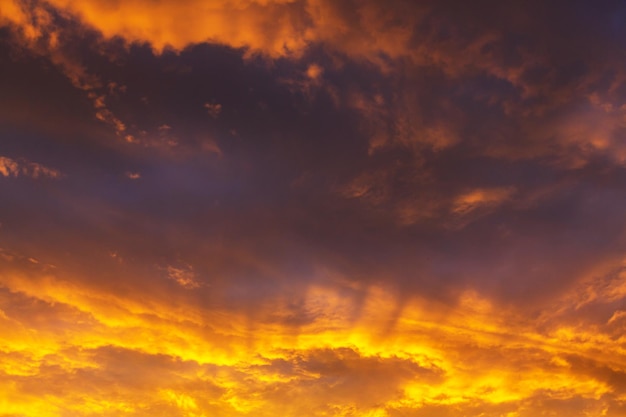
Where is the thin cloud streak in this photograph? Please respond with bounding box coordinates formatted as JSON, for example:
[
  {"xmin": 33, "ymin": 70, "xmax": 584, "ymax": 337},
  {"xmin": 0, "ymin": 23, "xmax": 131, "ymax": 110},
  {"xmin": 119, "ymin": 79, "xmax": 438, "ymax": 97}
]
[{"xmin": 0, "ymin": 156, "xmax": 62, "ymax": 179}]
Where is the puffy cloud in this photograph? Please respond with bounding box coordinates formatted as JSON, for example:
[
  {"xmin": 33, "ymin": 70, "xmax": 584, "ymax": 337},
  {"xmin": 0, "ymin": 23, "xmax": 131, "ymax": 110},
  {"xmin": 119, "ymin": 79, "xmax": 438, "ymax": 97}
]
[{"xmin": 12, "ymin": 0, "xmax": 310, "ymax": 56}]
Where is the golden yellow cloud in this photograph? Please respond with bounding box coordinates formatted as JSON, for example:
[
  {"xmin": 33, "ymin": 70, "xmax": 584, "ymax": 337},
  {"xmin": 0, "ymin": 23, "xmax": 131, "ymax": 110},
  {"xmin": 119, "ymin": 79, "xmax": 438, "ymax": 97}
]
[
  {"xmin": 2, "ymin": 3, "xmax": 626, "ymax": 416},
  {"xmin": 1, "ymin": 251, "xmax": 625, "ymax": 416}
]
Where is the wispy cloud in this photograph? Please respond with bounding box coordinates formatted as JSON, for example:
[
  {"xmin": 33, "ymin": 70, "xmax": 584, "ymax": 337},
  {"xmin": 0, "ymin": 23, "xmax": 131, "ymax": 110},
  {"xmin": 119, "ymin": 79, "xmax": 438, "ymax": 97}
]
[
  {"xmin": 0, "ymin": 156, "xmax": 62, "ymax": 179},
  {"xmin": 166, "ymin": 265, "xmax": 201, "ymax": 289}
]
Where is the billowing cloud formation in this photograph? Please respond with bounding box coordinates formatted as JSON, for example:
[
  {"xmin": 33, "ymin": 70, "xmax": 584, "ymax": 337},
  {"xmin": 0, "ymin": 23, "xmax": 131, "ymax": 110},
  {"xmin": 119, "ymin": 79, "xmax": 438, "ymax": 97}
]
[
  {"xmin": 0, "ymin": 0, "xmax": 309, "ymax": 55},
  {"xmin": 1, "ymin": 0, "xmax": 626, "ymax": 416},
  {"xmin": 4, "ymin": 0, "xmax": 626, "ymax": 161},
  {"xmin": 1, "ymin": 255, "xmax": 626, "ymax": 416}
]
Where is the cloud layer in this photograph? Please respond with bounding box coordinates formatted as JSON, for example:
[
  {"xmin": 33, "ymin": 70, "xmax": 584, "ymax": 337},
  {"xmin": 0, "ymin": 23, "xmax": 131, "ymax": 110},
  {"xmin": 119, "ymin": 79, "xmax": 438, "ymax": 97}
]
[{"xmin": 1, "ymin": 0, "xmax": 626, "ymax": 416}]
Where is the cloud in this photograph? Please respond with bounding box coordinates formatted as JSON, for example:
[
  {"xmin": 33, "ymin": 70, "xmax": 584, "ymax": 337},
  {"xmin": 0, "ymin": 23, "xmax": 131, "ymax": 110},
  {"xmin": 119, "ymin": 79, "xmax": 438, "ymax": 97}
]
[
  {"xmin": 2, "ymin": 1, "xmax": 626, "ymax": 416},
  {"xmin": 125, "ymin": 171, "xmax": 141, "ymax": 180},
  {"xmin": 0, "ymin": 157, "xmax": 19, "ymax": 177},
  {"xmin": 4, "ymin": 0, "xmax": 626, "ymax": 168},
  {"xmin": 1, "ymin": 263, "xmax": 625, "ymax": 416},
  {"xmin": 448, "ymin": 186, "xmax": 516, "ymax": 228},
  {"xmin": 0, "ymin": 0, "xmax": 432, "ymax": 66},
  {"xmin": 17, "ymin": 0, "xmax": 310, "ymax": 56},
  {"xmin": 306, "ymin": 63, "xmax": 323, "ymax": 80},
  {"xmin": 166, "ymin": 265, "xmax": 201, "ymax": 289},
  {"xmin": 0, "ymin": 156, "xmax": 62, "ymax": 179},
  {"xmin": 204, "ymin": 102, "xmax": 222, "ymax": 118},
  {"xmin": 0, "ymin": 1, "xmax": 131, "ymax": 142},
  {"xmin": 452, "ymin": 187, "xmax": 515, "ymax": 214}
]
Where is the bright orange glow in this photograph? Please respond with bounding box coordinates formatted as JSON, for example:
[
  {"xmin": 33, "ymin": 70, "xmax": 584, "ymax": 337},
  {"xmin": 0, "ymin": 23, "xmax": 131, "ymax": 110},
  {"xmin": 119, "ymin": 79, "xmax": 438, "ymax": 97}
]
[
  {"xmin": 2, "ymin": 1, "xmax": 626, "ymax": 416},
  {"xmin": 1, "ymin": 259, "xmax": 625, "ymax": 416}
]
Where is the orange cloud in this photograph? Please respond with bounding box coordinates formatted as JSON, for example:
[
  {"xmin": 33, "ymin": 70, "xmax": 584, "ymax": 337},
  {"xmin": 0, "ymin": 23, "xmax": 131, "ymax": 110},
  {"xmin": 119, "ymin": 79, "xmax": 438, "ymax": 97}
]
[
  {"xmin": 6, "ymin": 0, "xmax": 621, "ymax": 168},
  {"xmin": 2, "ymin": 251, "xmax": 626, "ymax": 416},
  {"xmin": 2, "ymin": 2, "xmax": 626, "ymax": 416},
  {"xmin": 33, "ymin": 0, "xmax": 310, "ymax": 56},
  {"xmin": 0, "ymin": 156, "xmax": 62, "ymax": 179},
  {"xmin": 452, "ymin": 187, "xmax": 515, "ymax": 216},
  {"xmin": 166, "ymin": 264, "xmax": 201, "ymax": 289},
  {"xmin": 0, "ymin": 0, "xmax": 455, "ymax": 65}
]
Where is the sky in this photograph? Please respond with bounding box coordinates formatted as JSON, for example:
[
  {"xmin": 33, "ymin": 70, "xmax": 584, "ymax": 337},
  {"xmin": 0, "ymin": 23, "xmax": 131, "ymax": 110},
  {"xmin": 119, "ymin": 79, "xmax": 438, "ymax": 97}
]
[{"xmin": 1, "ymin": 0, "xmax": 626, "ymax": 416}]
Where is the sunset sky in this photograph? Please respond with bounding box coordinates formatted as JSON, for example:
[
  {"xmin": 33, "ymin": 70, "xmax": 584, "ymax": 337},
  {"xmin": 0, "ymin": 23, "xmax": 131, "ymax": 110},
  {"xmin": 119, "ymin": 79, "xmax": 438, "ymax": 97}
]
[{"xmin": 1, "ymin": 1, "xmax": 626, "ymax": 416}]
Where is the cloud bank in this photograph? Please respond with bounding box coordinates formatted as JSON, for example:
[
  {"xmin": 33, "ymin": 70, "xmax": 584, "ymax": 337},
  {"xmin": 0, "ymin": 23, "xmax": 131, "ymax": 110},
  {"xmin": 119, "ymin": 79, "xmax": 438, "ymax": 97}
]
[{"xmin": 1, "ymin": 0, "xmax": 626, "ymax": 416}]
